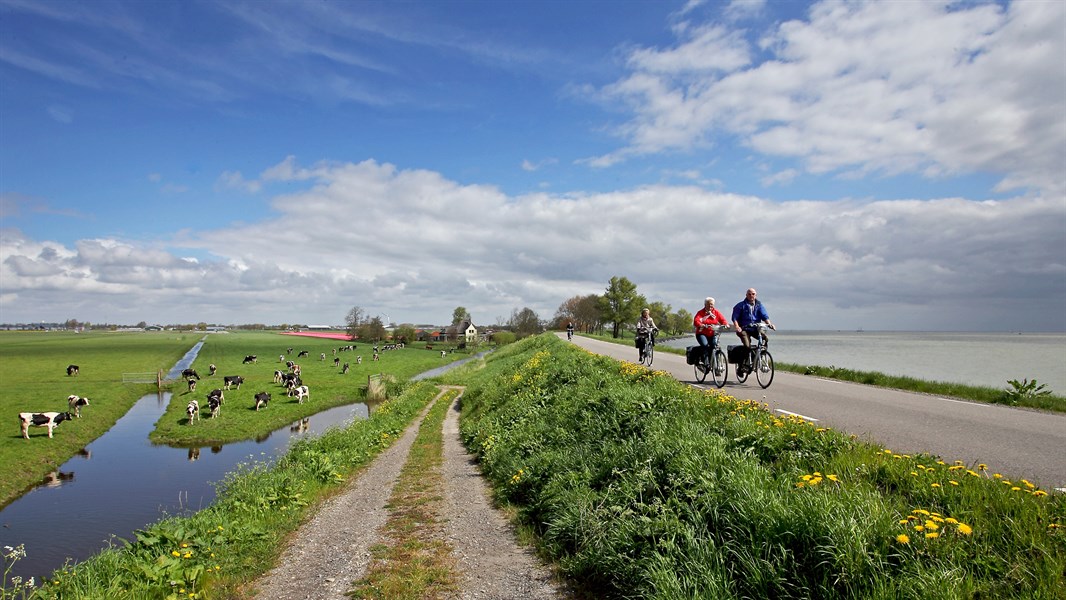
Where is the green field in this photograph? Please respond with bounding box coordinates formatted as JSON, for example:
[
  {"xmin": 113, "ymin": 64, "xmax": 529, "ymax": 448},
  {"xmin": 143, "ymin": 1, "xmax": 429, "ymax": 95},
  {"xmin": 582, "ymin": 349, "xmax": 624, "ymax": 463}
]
[
  {"xmin": 0, "ymin": 330, "xmax": 468, "ymax": 508},
  {"xmin": 0, "ymin": 331, "xmax": 198, "ymax": 507},
  {"xmin": 150, "ymin": 331, "xmax": 467, "ymax": 445}
]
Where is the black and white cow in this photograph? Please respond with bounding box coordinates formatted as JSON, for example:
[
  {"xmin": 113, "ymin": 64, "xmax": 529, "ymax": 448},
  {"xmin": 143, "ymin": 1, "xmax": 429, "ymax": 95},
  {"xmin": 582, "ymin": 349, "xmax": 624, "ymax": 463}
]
[
  {"xmin": 66, "ymin": 364, "xmax": 80, "ymax": 376},
  {"xmin": 273, "ymin": 370, "xmax": 285, "ymax": 384},
  {"xmin": 66, "ymin": 395, "xmax": 90, "ymax": 418},
  {"xmin": 19, "ymin": 412, "xmax": 74, "ymax": 439},
  {"xmin": 291, "ymin": 385, "xmax": 310, "ymax": 404},
  {"xmin": 223, "ymin": 375, "xmax": 244, "ymax": 390},
  {"xmin": 181, "ymin": 369, "xmax": 200, "ymax": 381},
  {"xmin": 208, "ymin": 363, "xmax": 217, "ymax": 376},
  {"xmin": 341, "ymin": 362, "xmax": 350, "ymax": 374},
  {"xmin": 186, "ymin": 400, "xmax": 199, "ymax": 423},
  {"xmin": 187, "ymin": 378, "xmax": 198, "ymax": 392},
  {"xmin": 207, "ymin": 395, "xmax": 222, "ymax": 419},
  {"xmin": 297, "ymin": 350, "xmax": 309, "ymax": 358},
  {"xmin": 254, "ymin": 392, "xmax": 271, "ymax": 411},
  {"xmin": 242, "ymin": 355, "xmax": 258, "ymax": 364}
]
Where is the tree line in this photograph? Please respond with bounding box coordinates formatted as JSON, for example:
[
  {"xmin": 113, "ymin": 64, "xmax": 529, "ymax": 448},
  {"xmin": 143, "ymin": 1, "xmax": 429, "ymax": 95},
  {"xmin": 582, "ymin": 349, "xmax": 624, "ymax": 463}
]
[{"xmin": 551, "ymin": 275, "xmax": 693, "ymax": 339}]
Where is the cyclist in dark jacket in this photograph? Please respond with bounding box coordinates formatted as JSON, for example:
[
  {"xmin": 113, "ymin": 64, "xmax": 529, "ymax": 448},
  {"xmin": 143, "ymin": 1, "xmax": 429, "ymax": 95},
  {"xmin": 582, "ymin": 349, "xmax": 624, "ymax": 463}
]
[{"xmin": 731, "ymin": 288, "xmax": 775, "ymax": 349}]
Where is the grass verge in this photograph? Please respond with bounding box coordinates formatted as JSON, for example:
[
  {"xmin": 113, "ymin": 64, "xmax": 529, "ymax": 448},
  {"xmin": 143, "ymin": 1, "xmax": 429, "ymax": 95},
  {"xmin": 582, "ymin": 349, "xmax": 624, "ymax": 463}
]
[
  {"xmin": 349, "ymin": 387, "xmax": 462, "ymax": 599},
  {"xmin": 443, "ymin": 334, "xmax": 1065, "ymax": 599}
]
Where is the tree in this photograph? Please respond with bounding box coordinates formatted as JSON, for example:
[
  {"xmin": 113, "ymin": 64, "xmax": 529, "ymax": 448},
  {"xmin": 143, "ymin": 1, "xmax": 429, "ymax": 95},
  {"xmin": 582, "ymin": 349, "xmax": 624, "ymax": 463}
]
[
  {"xmin": 491, "ymin": 331, "xmax": 516, "ymax": 345},
  {"xmin": 600, "ymin": 276, "xmax": 646, "ymax": 338},
  {"xmin": 452, "ymin": 306, "xmax": 471, "ymax": 325},
  {"xmin": 392, "ymin": 323, "xmax": 417, "ymax": 344},
  {"xmin": 508, "ymin": 307, "xmax": 542, "ymax": 339},
  {"xmin": 359, "ymin": 316, "xmax": 388, "ymax": 342},
  {"xmin": 669, "ymin": 308, "xmax": 694, "ymax": 336},
  {"xmin": 345, "ymin": 306, "xmax": 366, "ymax": 340}
]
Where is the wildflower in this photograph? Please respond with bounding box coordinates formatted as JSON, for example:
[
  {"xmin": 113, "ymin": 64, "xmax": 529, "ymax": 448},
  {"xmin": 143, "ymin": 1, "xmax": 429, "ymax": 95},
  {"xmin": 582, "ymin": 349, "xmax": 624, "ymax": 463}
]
[
  {"xmin": 826, "ymin": 474, "xmax": 839, "ymax": 483},
  {"xmin": 949, "ymin": 480, "xmax": 960, "ymax": 486},
  {"xmin": 978, "ymin": 463, "xmax": 987, "ymax": 471},
  {"xmin": 910, "ymin": 471, "xmax": 918, "ymax": 477},
  {"xmin": 913, "ymin": 509, "xmax": 931, "ymax": 516},
  {"xmin": 925, "ymin": 532, "xmax": 940, "ymax": 539},
  {"xmin": 896, "ymin": 534, "xmax": 910, "ymax": 544},
  {"xmin": 957, "ymin": 523, "xmax": 973, "ymax": 536},
  {"xmin": 931, "ymin": 483, "xmax": 941, "ymax": 488},
  {"xmin": 993, "ymin": 473, "xmax": 1003, "ymax": 479},
  {"xmin": 1033, "ymin": 490, "xmax": 1048, "ymax": 497},
  {"xmin": 1011, "ymin": 486, "xmax": 1021, "ymax": 492},
  {"xmin": 898, "ymin": 519, "xmax": 910, "ymax": 525},
  {"xmin": 172, "ymin": 551, "xmax": 181, "ymax": 557},
  {"xmin": 924, "ymin": 521, "xmax": 939, "ymax": 531},
  {"xmin": 184, "ymin": 552, "xmax": 193, "ymax": 559},
  {"xmin": 181, "ymin": 543, "xmax": 188, "ymax": 548},
  {"xmin": 914, "ymin": 525, "xmax": 925, "ymax": 532},
  {"xmin": 945, "ymin": 518, "xmax": 959, "ymax": 525}
]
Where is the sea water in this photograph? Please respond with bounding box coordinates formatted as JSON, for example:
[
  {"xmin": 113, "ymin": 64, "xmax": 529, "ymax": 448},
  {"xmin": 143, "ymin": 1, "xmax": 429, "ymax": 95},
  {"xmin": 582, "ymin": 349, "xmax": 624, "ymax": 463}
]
[{"xmin": 666, "ymin": 331, "xmax": 1066, "ymax": 395}]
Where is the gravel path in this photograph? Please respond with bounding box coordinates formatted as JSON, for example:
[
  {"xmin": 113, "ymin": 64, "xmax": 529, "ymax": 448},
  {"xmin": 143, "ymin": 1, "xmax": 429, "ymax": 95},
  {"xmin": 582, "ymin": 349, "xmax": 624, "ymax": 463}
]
[{"xmin": 245, "ymin": 387, "xmax": 569, "ymax": 599}]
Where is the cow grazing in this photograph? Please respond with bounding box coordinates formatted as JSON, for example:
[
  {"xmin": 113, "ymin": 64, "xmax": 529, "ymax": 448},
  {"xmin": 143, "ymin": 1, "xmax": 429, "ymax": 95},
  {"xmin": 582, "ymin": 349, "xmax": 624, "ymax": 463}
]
[
  {"xmin": 273, "ymin": 370, "xmax": 284, "ymax": 383},
  {"xmin": 19, "ymin": 412, "xmax": 74, "ymax": 439},
  {"xmin": 297, "ymin": 350, "xmax": 309, "ymax": 357},
  {"xmin": 186, "ymin": 400, "xmax": 199, "ymax": 423},
  {"xmin": 208, "ymin": 395, "xmax": 222, "ymax": 419},
  {"xmin": 66, "ymin": 364, "xmax": 80, "ymax": 376},
  {"xmin": 208, "ymin": 364, "xmax": 217, "ymax": 376},
  {"xmin": 67, "ymin": 395, "xmax": 90, "ymax": 418},
  {"xmin": 292, "ymin": 385, "xmax": 310, "ymax": 404},
  {"xmin": 320, "ymin": 353, "xmax": 326, "ymax": 361},
  {"xmin": 356, "ymin": 356, "xmax": 362, "ymax": 364},
  {"xmin": 341, "ymin": 362, "xmax": 350, "ymax": 374},
  {"xmin": 223, "ymin": 375, "xmax": 244, "ymax": 390},
  {"xmin": 181, "ymin": 369, "xmax": 200, "ymax": 381},
  {"xmin": 187, "ymin": 378, "xmax": 197, "ymax": 392},
  {"xmin": 333, "ymin": 357, "xmax": 341, "ymax": 367},
  {"xmin": 243, "ymin": 355, "xmax": 258, "ymax": 364},
  {"xmin": 254, "ymin": 392, "xmax": 271, "ymax": 411}
]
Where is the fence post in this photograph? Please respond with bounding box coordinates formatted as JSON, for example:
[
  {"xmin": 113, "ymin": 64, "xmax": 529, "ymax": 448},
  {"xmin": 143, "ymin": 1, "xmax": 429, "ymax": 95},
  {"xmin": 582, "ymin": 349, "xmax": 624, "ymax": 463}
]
[{"xmin": 157, "ymin": 369, "xmax": 163, "ymax": 392}]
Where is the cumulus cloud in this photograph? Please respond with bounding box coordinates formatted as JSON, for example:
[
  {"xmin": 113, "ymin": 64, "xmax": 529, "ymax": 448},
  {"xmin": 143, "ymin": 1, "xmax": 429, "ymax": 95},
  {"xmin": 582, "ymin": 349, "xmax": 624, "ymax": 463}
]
[
  {"xmin": 2, "ymin": 159, "xmax": 1062, "ymax": 330},
  {"xmin": 595, "ymin": 0, "xmax": 1066, "ymax": 196}
]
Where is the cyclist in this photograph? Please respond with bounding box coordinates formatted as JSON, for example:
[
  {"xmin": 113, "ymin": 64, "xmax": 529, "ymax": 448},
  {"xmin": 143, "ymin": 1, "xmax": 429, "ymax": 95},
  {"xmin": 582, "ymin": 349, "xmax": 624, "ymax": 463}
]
[
  {"xmin": 635, "ymin": 308, "xmax": 658, "ymax": 362},
  {"xmin": 566, "ymin": 321, "xmax": 575, "ymax": 340},
  {"xmin": 693, "ymin": 297, "xmax": 729, "ymax": 362},
  {"xmin": 731, "ymin": 288, "xmax": 775, "ymax": 374}
]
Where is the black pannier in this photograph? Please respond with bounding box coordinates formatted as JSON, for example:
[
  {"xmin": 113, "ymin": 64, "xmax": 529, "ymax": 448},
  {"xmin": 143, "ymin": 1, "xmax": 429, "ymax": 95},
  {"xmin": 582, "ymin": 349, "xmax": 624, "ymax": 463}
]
[
  {"xmin": 685, "ymin": 345, "xmax": 703, "ymax": 365},
  {"xmin": 727, "ymin": 345, "xmax": 750, "ymax": 365}
]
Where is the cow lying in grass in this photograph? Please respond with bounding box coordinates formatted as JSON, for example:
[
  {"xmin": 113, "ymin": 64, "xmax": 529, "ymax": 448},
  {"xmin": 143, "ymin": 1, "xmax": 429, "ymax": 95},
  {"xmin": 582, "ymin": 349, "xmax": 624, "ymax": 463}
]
[{"xmin": 19, "ymin": 412, "xmax": 74, "ymax": 439}]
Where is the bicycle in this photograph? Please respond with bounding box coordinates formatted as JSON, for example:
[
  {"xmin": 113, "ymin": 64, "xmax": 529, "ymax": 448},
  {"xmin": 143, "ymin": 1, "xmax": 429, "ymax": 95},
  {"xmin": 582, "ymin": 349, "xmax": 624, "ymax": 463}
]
[
  {"xmin": 637, "ymin": 327, "xmax": 658, "ymax": 366},
  {"xmin": 731, "ymin": 323, "xmax": 774, "ymax": 388},
  {"xmin": 567, "ymin": 327, "xmax": 574, "ymax": 341},
  {"xmin": 693, "ymin": 324, "xmax": 730, "ymax": 387}
]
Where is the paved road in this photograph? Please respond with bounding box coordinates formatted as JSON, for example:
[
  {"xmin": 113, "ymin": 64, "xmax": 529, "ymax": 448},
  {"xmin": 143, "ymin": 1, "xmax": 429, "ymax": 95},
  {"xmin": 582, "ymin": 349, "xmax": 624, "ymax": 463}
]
[{"xmin": 562, "ymin": 333, "xmax": 1066, "ymax": 491}]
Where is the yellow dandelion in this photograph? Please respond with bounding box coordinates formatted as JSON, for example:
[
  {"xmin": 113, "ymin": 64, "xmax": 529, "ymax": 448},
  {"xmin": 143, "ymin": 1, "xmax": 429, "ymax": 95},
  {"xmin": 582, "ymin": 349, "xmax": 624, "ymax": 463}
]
[
  {"xmin": 181, "ymin": 543, "xmax": 189, "ymax": 548},
  {"xmin": 1011, "ymin": 486, "xmax": 1021, "ymax": 491},
  {"xmin": 913, "ymin": 509, "xmax": 930, "ymax": 516},
  {"xmin": 827, "ymin": 474, "xmax": 839, "ymax": 482},
  {"xmin": 896, "ymin": 534, "xmax": 910, "ymax": 544},
  {"xmin": 184, "ymin": 552, "xmax": 192, "ymax": 559},
  {"xmin": 931, "ymin": 483, "xmax": 941, "ymax": 488},
  {"xmin": 898, "ymin": 519, "xmax": 910, "ymax": 525},
  {"xmin": 926, "ymin": 532, "xmax": 940, "ymax": 539},
  {"xmin": 1033, "ymin": 490, "xmax": 1048, "ymax": 497},
  {"xmin": 795, "ymin": 482, "xmax": 806, "ymax": 488},
  {"xmin": 993, "ymin": 473, "xmax": 1002, "ymax": 479},
  {"xmin": 914, "ymin": 525, "xmax": 925, "ymax": 532},
  {"xmin": 978, "ymin": 463, "xmax": 987, "ymax": 470},
  {"xmin": 172, "ymin": 551, "xmax": 181, "ymax": 557},
  {"xmin": 957, "ymin": 523, "xmax": 973, "ymax": 536},
  {"xmin": 945, "ymin": 518, "xmax": 958, "ymax": 525},
  {"xmin": 924, "ymin": 521, "xmax": 939, "ymax": 531},
  {"xmin": 949, "ymin": 480, "xmax": 960, "ymax": 486},
  {"xmin": 910, "ymin": 471, "xmax": 919, "ymax": 477}
]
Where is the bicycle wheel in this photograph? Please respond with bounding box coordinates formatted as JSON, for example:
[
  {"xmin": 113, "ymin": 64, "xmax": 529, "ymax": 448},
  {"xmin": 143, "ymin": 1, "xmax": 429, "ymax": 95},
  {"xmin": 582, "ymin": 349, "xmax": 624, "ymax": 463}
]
[
  {"xmin": 644, "ymin": 343, "xmax": 654, "ymax": 366},
  {"xmin": 694, "ymin": 351, "xmax": 709, "ymax": 382},
  {"xmin": 711, "ymin": 348, "xmax": 728, "ymax": 388},
  {"xmin": 756, "ymin": 349, "xmax": 774, "ymax": 389}
]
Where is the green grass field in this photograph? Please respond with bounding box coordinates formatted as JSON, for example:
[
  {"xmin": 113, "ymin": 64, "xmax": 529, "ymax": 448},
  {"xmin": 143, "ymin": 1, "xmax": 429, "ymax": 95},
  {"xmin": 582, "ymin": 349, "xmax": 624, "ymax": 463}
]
[
  {"xmin": 150, "ymin": 331, "xmax": 467, "ymax": 445},
  {"xmin": 0, "ymin": 330, "xmax": 469, "ymax": 508},
  {"xmin": 0, "ymin": 331, "xmax": 199, "ymax": 507}
]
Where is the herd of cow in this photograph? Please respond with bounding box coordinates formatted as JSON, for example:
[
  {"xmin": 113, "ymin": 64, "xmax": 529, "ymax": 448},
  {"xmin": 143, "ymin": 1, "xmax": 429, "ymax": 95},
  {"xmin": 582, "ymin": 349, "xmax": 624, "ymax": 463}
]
[{"xmin": 19, "ymin": 342, "xmax": 407, "ymax": 440}]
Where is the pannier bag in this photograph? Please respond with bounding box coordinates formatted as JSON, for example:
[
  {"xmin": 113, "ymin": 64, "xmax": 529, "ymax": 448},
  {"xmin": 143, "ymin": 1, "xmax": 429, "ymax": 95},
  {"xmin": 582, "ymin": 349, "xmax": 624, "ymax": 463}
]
[
  {"xmin": 685, "ymin": 345, "xmax": 703, "ymax": 365},
  {"xmin": 635, "ymin": 337, "xmax": 645, "ymax": 350},
  {"xmin": 727, "ymin": 345, "xmax": 750, "ymax": 365}
]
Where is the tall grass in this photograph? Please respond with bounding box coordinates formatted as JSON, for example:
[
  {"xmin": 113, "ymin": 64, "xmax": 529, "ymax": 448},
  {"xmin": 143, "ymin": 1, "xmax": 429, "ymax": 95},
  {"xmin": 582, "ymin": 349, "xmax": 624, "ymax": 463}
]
[{"xmin": 446, "ymin": 335, "xmax": 1065, "ymax": 598}]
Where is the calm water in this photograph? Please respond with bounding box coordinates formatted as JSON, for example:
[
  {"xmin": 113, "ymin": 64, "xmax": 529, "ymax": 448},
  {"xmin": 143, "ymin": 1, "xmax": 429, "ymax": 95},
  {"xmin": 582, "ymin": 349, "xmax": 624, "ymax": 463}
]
[{"xmin": 666, "ymin": 331, "xmax": 1066, "ymax": 395}]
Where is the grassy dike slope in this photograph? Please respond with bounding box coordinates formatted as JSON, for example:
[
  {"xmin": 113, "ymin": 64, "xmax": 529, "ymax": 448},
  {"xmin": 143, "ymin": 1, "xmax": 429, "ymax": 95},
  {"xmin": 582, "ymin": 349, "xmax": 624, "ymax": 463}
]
[{"xmin": 444, "ymin": 334, "xmax": 1065, "ymax": 599}]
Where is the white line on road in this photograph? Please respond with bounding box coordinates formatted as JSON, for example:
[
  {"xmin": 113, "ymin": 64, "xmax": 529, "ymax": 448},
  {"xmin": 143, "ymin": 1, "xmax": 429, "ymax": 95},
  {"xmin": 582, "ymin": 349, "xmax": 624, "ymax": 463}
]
[
  {"xmin": 776, "ymin": 409, "xmax": 818, "ymax": 422},
  {"xmin": 936, "ymin": 397, "xmax": 990, "ymax": 407}
]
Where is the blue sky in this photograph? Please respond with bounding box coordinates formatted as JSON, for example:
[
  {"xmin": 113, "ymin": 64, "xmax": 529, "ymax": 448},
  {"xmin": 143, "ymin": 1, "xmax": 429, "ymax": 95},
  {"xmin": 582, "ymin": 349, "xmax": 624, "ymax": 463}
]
[{"xmin": 1, "ymin": 0, "xmax": 1064, "ymax": 331}]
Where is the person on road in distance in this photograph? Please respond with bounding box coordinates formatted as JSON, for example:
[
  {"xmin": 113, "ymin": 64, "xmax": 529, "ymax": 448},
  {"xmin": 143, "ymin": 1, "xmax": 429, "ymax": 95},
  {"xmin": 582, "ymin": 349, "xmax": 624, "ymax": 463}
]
[
  {"xmin": 635, "ymin": 308, "xmax": 658, "ymax": 360},
  {"xmin": 566, "ymin": 321, "xmax": 575, "ymax": 340},
  {"xmin": 693, "ymin": 297, "xmax": 729, "ymax": 361},
  {"xmin": 732, "ymin": 288, "xmax": 775, "ymax": 349}
]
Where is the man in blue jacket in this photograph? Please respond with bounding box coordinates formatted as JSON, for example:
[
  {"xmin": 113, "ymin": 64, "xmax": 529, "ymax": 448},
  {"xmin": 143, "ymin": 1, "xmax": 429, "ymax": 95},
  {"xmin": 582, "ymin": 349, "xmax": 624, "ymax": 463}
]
[{"xmin": 732, "ymin": 288, "xmax": 775, "ymax": 350}]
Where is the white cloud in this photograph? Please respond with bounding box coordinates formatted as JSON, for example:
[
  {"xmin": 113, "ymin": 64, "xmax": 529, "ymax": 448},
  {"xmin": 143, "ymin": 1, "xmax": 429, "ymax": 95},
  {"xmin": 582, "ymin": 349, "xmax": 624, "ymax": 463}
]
[
  {"xmin": 597, "ymin": 0, "xmax": 1066, "ymax": 196},
  {"xmin": 2, "ymin": 159, "xmax": 1062, "ymax": 330}
]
